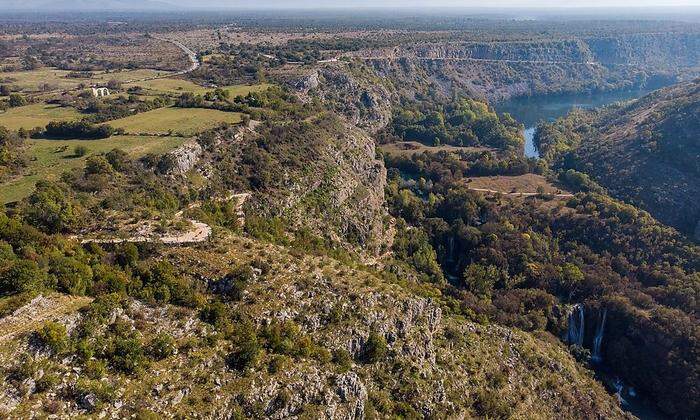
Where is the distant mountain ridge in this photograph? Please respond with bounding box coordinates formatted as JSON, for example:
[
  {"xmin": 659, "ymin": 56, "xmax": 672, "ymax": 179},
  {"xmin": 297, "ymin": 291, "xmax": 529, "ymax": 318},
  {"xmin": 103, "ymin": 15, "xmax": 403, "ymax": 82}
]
[{"xmin": 1, "ymin": 0, "xmax": 178, "ymax": 11}]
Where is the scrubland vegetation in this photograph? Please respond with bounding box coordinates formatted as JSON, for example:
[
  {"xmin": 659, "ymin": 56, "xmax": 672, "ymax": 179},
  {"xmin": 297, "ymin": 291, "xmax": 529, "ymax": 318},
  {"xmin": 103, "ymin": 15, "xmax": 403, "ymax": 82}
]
[{"xmin": 0, "ymin": 10, "xmax": 698, "ymax": 420}]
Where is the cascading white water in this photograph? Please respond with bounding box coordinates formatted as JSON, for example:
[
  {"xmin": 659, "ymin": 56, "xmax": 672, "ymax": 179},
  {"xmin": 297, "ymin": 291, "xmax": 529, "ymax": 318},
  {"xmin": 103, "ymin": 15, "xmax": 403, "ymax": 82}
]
[
  {"xmin": 447, "ymin": 236, "xmax": 455, "ymax": 262},
  {"xmin": 592, "ymin": 308, "xmax": 607, "ymax": 362},
  {"xmin": 567, "ymin": 304, "xmax": 585, "ymax": 346}
]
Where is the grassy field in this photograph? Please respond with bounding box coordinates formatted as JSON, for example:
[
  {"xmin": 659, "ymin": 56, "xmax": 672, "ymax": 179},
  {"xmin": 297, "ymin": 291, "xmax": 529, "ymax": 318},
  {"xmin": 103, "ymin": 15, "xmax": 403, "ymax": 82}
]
[
  {"xmin": 0, "ymin": 67, "xmax": 169, "ymax": 93},
  {"xmin": 466, "ymin": 174, "xmax": 569, "ymax": 195},
  {"xmin": 381, "ymin": 141, "xmax": 492, "ymax": 157},
  {"xmin": 124, "ymin": 78, "xmax": 212, "ymax": 94},
  {"xmin": 109, "ymin": 107, "xmax": 242, "ymax": 136},
  {"xmin": 223, "ymin": 83, "xmax": 272, "ymax": 97},
  {"xmin": 124, "ymin": 78, "xmax": 271, "ymax": 96},
  {"xmin": 0, "ymin": 135, "xmax": 188, "ymax": 203},
  {"xmin": 0, "ymin": 103, "xmax": 80, "ymax": 130}
]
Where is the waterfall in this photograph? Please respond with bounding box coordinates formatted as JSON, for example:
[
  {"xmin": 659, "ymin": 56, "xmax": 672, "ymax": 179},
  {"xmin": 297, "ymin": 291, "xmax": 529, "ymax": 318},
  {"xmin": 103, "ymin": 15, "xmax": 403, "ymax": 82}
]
[
  {"xmin": 592, "ymin": 308, "xmax": 607, "ymax": 362},
  {"xmin": 447, "ymin": 236, "xmax": 455, "ymax": 262},
  {"xmin": 567, "ymin": 304, "xmax": 585, "ymax": 346},
  {"xmin": 614, "ymin": 378, "xmax": 627, "ymax": 406}
]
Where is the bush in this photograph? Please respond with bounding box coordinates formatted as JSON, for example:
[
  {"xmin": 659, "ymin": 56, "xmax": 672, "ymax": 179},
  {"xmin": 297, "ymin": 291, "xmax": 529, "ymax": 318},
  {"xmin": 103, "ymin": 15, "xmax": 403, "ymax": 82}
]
[
  {"xmin": 0, "ymin": 259, "xmax": 46, "ymax": 295},
  {"xmin": 48, "ymin": 255, "xmax": 93, "ymax": 295},
  {"xmin": 332, "ymin": 348, "xmax": 353, "ymax": 372},
  {"xmin": 84, "ymin": 359, "xmax": 107, "ymax": 379},
  {"xmin": 73, "ymin": 145, "xmax": 89, "ymax": 157},
  {"xmin": 8, "ymin": 93, "xmax": 26, "ymax": 108},
  {"xmin": 227, "ymin": 320, "xmax": 261, "ymax": 370},
  {"xmin": 36, "ymin": 321, "xmax": 69, "ymax": 354},
  {"xmin": 148, "ymin": 333, "xmax": 176, "ymax": 360},
  {"xmin": 107, "ymin": 336, "xmax": 147, "ymax": 374},
  {"xmin": 363, "ymin": 331, "xmax": 387, "ymax": 363}
]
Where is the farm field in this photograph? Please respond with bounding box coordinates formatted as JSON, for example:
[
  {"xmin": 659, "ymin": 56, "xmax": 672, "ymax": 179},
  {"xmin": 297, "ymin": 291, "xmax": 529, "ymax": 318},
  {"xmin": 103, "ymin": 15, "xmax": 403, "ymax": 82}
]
[
  {"xmin": 0, "ymin": 103, "xmax": 80, "ymax": 130},
  {"xmin": 109, "ymin": 107, "xmax": 242, "ymax": 136},
  {"xmin": 0, "ymin": 67, "xmax": 170, "ymax": 93},
  {"xmin": 465, "ymin": 173, "xmax": 569, "ymax": 195},
  {"xmin": 124, "ymin": 78, "xmax": 271, "ymax": 96},
  {"xmin": 123, "ymin": 78, "xmax": 212, "ymax": 94},
  {"xmin": 381, "ymin": 140, "xmax": 493, "ymax": 157},
  {"xmin": 0, "ymin": 135, "xmax": 188, "ymax": 203}
]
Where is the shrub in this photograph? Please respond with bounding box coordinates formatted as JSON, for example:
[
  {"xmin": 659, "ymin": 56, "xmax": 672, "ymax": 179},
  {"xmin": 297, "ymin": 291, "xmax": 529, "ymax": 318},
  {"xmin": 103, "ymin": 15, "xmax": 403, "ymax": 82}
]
[
  {"xmin": 73, "ymin": 145, "xmax": 89, "ymax": 157},
  {"xmin": 8, "ymin": 93, "xmax": 26, "ymax": 107},
  {"xmin": 107, "ymin": 336, "xmax": 147, "ymax": 374},
  {"xmin": 199, "ymin": 301, "xmax": 228, "ymax": 327},
  {"xmin": 363, "ymin": 331, "xmax": 387, "ymax": 363},
  {"xmin": 84, "ymin": 359, "xmax": 107, "ymax": 379},
  {"xmin": 332, "ymin": 348, "xmax": 353, "ymax": 372},
  {"xmin": 48, "ymin": 255, "xmax": 93, "ymax": 295},
  {"xmin": 36, "ymin": 321, "xmax": 69, "ymax": 354},
  {"xmin": 227, "ymin": 320, "xmax": 261, "ymax": 370},
  {"xmin": 0, "ymin": 259, "xmax": 46, "ymax": 295},
  {"xmin": 148, "ymin": 333, "xmax": 176, "ymax": 360},
  {"xmin": 35, "ymin": 372, "xmax": 60, "ymax": 393}
]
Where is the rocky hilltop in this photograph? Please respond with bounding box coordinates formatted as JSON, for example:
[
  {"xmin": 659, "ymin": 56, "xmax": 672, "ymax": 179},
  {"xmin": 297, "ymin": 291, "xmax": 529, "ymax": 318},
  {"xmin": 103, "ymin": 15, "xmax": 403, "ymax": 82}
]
[{"xmin": 0, "ymin": 234, "xmax": 630, "ymax": 418}]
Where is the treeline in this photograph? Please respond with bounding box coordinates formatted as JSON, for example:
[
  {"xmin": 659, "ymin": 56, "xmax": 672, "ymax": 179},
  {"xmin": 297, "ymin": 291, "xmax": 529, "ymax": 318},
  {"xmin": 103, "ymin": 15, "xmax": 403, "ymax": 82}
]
[
  {"xmin": 389, "ymin": 97, "xmax": 524, "ymax": 150},
  {"xmin": 78, "ymin": 93, "xmax": 171, "ymax": 124},
  {"xmin": 384, "ymin": 149, "xmax": 543, "ymax": 181},
  {"xmin": 0, "ymin": 125, "xmax": 27, "ymax": 181},
  {"xmin": 43, "ymin": 121, "xmax": 114, "ymax": 140}
]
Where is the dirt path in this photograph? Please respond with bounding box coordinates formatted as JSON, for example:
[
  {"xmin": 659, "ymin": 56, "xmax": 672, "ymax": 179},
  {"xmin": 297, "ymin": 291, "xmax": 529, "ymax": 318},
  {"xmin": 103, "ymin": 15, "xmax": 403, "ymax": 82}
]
[
  {"xmin": 0, "ymin": 294, "xmax": 92, "ymax": 343},
  {"xmin": 467, "ymin": 187, "xmax": 574, "ymax": 198},
  {"xmin": 78, "ymin": 193, "xmax": 250, "ymax": 245}
]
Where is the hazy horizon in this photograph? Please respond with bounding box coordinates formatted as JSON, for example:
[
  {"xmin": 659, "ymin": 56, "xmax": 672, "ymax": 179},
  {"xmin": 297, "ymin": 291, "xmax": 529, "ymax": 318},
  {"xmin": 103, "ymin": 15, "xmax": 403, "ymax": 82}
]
[{"xmin": 3, "ymin": 0, "xmax": 700, "ymax": 11}]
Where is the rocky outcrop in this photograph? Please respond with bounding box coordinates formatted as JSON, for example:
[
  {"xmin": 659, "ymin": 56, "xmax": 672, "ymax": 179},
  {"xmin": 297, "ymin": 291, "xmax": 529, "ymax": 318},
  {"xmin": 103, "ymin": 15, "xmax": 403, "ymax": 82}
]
[
  {"xmin": 165, "ymin": 140, "xmax": 203, "ymax": 175},
  {"xmin": 294, "ymin": 65, "xmax": 394, "ymax": 133}
]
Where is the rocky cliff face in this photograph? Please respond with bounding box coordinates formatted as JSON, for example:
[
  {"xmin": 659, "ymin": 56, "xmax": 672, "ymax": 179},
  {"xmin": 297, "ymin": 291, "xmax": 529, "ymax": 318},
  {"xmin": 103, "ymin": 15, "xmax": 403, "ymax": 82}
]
[{"xmin": 332, "ymin": 32, "xmax": 699, "ymax": 102}]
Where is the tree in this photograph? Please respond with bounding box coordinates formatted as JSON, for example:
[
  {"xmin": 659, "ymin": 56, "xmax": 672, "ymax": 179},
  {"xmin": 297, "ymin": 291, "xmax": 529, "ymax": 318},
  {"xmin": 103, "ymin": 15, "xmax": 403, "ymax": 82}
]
[
  {"xmin": 0, "ymin": 259, "xmax": 46, "ymax": 295},
  {"xmin": 462, "ymin": 264, "xmax": 500, "ymax": 300},
  {"xmin": 106, "ymin": 79, "xmax": 122, "ymax": 91},
  {"xmin": 0, "ymin": 85, "xmax": 11, "ymax": 96},
  {"xmin": 24, "ymin": 181, "xmax": 80, "ymax": 234},
  {"xmin": 363, "ymin": 331, "xmax": 387, "ymax": 363},
  {"xmin": 48, "ymin": 255, "xmax": 93, "ymax": 295},
  {"xmin": 8, "ymin": 93, "xmax": 26, "ymax": 108}
]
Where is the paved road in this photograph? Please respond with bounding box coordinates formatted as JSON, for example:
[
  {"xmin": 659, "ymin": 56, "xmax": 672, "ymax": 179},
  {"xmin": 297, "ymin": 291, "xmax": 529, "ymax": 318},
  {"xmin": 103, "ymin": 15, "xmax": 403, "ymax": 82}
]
[{"xmin": 153, "ymin": 36, "xmax": 200, "ymax": 75}]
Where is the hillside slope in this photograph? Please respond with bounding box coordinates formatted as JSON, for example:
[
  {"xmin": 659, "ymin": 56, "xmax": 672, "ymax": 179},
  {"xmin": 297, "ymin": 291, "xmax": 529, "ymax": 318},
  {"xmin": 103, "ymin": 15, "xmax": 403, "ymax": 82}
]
[
  {"xmin": 0, "ymin": 234, "xmax": 630, "ymax": 418},
  {"xmin": 536, "ymin": 79, "xmax": 700, "ymax": 240}
]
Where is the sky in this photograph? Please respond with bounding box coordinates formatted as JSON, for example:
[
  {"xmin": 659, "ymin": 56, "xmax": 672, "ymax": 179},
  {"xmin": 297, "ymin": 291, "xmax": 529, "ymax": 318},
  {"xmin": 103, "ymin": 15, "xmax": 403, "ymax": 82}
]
[{"xmin": 163, "ymin": 0, "xmax": 700, "ymax": 7}]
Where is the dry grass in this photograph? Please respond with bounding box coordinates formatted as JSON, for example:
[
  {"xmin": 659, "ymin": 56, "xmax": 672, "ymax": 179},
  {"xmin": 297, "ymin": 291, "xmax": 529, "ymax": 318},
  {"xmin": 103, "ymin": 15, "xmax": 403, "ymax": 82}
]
[
  {"xmin": 109, "ymin": 107, "xmax": 242, "ymax": 136},
  {"xmin": 0, "ymin": 103, "xmax": 80, "ymax": 130},
  {"xmin": 381, "ymin": 141, "xmax": 492, "ymax": 157},
  {"xmin": 465, "ymin": 174, "xmax": 570, "ymax": 195}
]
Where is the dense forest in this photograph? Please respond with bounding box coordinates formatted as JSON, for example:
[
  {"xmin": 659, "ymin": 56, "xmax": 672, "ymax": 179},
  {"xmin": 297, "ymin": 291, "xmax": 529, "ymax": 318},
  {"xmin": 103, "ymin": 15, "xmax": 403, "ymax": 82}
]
[
  {"xmin": 381, "ymin": 94, "xmax": 700, "ymax": 418},
  {"xmin": 535, "ymin": 79, "xmax": 700, "ymax": 240}
]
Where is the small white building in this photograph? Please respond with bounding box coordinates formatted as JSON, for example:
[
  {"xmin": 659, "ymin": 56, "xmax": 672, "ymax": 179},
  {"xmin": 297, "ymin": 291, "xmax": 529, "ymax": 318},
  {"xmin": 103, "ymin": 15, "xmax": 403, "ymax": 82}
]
[{"xmin": 91, "ymin": 87, "xmax": 110, "ymax": 98}]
